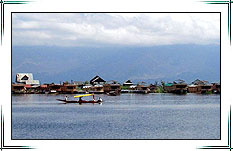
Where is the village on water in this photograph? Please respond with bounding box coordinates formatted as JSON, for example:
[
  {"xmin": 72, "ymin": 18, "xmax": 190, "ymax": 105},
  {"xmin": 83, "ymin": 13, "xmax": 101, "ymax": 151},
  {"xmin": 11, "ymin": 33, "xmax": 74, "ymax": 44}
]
[{"xmin": 12, "ymin": 73, "xmax": 220, "ymax": 95}]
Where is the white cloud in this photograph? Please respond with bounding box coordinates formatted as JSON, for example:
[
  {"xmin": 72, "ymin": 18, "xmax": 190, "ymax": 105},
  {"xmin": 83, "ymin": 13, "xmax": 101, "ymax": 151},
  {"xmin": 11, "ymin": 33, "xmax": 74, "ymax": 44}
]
[{"xmin": 12, "ymin": 13, "xmax": 220, "ymax": 46}]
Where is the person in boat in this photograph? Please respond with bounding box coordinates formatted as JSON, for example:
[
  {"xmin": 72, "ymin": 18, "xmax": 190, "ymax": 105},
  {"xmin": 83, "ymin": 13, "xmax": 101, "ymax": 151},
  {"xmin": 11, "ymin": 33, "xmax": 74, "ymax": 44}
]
[
  {"xmin": 65, "ymin": 96, "xmax": 68, "ymax": 101},
  {"xmin": 79, "ymin": 97, "xmax": 83, "ymax": 102}
]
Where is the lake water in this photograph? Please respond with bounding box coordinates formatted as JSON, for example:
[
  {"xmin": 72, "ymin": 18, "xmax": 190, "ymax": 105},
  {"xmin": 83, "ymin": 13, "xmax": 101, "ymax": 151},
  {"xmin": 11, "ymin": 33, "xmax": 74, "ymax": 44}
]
[{"xmin": 12, "ymin": 93, "xmax": 220, "ymax": 139}]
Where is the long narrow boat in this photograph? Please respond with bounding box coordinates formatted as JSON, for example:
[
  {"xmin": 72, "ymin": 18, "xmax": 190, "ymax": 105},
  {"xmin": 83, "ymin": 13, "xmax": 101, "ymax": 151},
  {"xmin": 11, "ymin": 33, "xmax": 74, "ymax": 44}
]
[
  {"xmin": 56, "ymin": 99, "xmax": 102, "ymax": 103},
  {"xmin": 56, "ymin": 94, "xmax": 103, "ymax": 104},
  {"xmin": 56, "ymin": 99, "xmax": 79, "ymax": 103}
]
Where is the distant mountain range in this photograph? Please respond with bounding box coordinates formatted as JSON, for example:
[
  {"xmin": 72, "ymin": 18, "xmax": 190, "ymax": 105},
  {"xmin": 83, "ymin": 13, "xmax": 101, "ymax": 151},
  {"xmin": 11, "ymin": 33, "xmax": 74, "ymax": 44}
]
[{"xmin": 12, "ymin": 44, "xmax": 220, "ymax": 84}]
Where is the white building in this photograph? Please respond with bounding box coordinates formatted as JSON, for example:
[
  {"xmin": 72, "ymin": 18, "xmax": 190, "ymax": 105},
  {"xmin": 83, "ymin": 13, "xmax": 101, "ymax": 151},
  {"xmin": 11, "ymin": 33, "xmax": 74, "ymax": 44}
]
[{"xmin": 15, "ymin": 73, "xmax": 40, "ymax": 85}]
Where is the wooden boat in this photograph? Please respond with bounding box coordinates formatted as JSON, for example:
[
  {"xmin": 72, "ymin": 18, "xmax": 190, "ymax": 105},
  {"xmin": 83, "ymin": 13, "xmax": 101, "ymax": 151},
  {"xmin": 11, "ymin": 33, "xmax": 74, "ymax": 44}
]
[
  {"xmin": 56, "ymin": 99, "xmax": 102, "ymax": 104},
  {"xmin": 56, "ymin": 99, "xmax": 79, "ymax": 103},
  {"xmin": 56, "ymin": 94, "xmax": 103, "ymax": 104},
  {"xmin": 78, "ymin": 100, "xmax": 102, "ymax": 103}
]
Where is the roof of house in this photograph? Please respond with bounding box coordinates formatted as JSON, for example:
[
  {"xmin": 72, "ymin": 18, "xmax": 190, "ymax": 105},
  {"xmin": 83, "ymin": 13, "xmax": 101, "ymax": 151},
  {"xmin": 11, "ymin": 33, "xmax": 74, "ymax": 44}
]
[
  {"xmin": 106, "ymin": 80, "xmax": 119, "ymax": 84},
  {"xmin": 212, "ymin": 82, "xmax": 220, "ymax": 85},
  {"xmin": 165, "ymin": 83, "xmax": 173, "ymax": 86},
  {"xmin": 173, "ymin": 79, "xmax": 186, "ymax": 84},
  {"xmin": 90, "ymin": 76, "xmax": 106, "ymax": 83},
  {"xmin": 192, "ymin": 79, "xmax": 209, "ymax": 85},
  {"xmin": 124, "ymin": 80, "xmax": 133, "ymax": 84}
]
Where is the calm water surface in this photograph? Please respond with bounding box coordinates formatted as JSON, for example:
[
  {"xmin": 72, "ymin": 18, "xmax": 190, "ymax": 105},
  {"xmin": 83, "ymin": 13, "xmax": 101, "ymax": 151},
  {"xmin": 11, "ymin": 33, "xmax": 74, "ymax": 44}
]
[{"xmin": 12, "ymin": 93, "xmax": 220, "ymax": 139}]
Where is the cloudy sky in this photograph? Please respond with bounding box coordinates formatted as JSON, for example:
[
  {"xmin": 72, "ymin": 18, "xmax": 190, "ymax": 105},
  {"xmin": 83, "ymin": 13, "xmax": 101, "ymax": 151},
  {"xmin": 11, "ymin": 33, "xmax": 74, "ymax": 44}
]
[{"xmin": 12, "ymin": 13, "xmax": 220, "ymax": 47}]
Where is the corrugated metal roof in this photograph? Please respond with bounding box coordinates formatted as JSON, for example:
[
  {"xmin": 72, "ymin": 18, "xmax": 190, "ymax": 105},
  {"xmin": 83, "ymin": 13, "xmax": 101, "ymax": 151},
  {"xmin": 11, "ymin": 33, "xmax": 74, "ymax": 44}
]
[{"xmin": 165, "ymin": 83, "xmax": 173, "ymax": 86}]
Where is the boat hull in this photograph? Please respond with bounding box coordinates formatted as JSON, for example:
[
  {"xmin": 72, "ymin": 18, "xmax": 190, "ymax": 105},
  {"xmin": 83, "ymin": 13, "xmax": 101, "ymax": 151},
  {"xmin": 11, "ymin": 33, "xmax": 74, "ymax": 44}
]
[{"xmin": 56, "ymin": 99, "xmax": 102, "ymax": 104}]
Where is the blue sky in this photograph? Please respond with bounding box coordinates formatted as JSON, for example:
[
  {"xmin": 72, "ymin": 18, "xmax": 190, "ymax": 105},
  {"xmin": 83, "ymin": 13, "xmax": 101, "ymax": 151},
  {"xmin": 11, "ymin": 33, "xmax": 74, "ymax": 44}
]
[{"xmin": 12, "ymin": 13, "xmax": 220, "ymax": 47}]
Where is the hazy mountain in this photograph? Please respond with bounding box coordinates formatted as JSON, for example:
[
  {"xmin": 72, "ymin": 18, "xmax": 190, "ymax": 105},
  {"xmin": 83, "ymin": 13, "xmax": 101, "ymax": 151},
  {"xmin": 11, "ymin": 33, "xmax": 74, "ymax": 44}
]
[{"xmin": 12, "ymin": 45, "xmax": 220, "ymax": 84}]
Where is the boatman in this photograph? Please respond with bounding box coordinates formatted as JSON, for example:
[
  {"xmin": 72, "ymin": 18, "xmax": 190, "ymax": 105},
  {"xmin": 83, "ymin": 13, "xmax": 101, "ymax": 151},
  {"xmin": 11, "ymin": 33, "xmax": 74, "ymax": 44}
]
[
  {"xmin": 65, "ymin": 96, "xmax": 68, "ymax": 101},
  {"xmin": 79, "ymin": 97, "xmax": 82, "ymax": 101}
]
